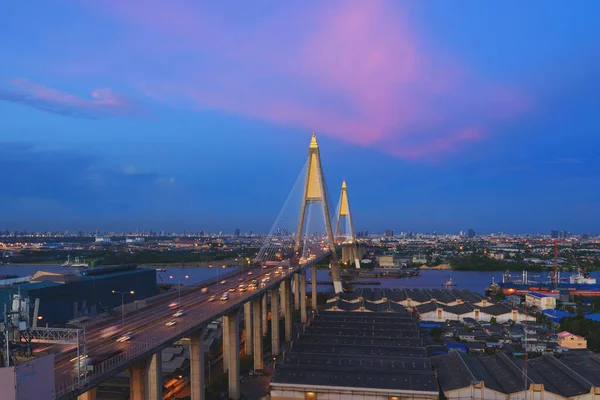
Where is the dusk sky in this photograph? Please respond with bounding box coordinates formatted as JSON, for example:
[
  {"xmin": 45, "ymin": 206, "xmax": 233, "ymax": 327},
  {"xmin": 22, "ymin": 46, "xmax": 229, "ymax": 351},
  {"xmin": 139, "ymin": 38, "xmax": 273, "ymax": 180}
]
[{"xmin": 2, "ymin": 1, "xmax": 599, "ymax": 234}]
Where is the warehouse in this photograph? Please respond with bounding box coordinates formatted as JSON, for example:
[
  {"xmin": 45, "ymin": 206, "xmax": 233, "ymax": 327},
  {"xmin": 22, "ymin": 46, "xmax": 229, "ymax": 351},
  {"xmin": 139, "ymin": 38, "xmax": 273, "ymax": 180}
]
[
  {"xmin": 0, "ymin": 265, "xmax": 156, "ymax": 326},
  {"xmin": 325, "ymin": 289, "xmax": 534, "ymax": 324},
  {"xmin": 270, "ymin": 310, "xmax": 439, "ymax": 400},
  {"xmin": 432, "ymin": 350, "xmax": 600, "ymax": 400}
]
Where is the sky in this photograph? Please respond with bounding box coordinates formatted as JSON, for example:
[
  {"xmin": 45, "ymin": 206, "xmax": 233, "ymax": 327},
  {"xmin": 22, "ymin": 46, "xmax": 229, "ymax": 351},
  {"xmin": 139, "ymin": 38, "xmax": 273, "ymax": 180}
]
[{"xmin": 1, "ymin": 1, "xmax": 599, "ymax": 234}]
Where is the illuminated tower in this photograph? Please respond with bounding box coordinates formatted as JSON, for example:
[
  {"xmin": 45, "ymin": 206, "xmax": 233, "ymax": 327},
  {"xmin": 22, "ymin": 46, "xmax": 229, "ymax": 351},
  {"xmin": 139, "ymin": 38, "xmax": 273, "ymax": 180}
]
[
  {"xmin": 295, "ymin": 132, "xmax": 343, "ymax": 293},
  {"xmin": 335, "ymin": 180, "xmax": 361, "ymax": 269}
]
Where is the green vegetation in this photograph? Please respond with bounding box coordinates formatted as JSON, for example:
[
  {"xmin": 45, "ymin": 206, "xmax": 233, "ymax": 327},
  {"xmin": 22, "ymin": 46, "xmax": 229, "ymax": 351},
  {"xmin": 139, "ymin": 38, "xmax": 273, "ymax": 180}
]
[
  {"xmin": 449, "ymin": 255, "xmax": 543, "ymax": 271},
  {"xmin": 7, "ymin": 247, "xmax": 260, "ymax": 266},
  {"xmin": 97, "ymin": 250, "xmax": 248, "ymax": 266},
  {"xmin": 430, "ymin": 327, "xmax": 443, "ymax": 343},
  {"xmin": 561, "ymin": 316, "xmax": 600, "ymax": 351}
]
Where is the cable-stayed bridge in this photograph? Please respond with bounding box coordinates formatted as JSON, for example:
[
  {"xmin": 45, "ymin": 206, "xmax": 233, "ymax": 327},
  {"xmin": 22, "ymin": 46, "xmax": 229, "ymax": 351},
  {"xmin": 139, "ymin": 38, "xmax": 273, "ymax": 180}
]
[{"xmin": 53, "ymin": 133, "xmax": 360, "ymax": 400}]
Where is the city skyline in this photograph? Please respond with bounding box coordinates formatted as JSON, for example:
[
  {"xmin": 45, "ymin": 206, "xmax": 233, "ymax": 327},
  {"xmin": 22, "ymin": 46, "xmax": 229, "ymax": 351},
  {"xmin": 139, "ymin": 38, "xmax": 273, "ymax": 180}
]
[{"xmin": 2, "ymin": 1, "xmax": 600, "ymax": 233}]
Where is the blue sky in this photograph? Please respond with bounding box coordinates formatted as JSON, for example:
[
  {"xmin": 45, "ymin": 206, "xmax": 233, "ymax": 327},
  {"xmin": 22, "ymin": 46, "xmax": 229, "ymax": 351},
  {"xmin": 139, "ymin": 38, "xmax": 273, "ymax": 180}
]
[{"xmin": 1, "ymin": 1, "xmax": 599, "ymax": 234}]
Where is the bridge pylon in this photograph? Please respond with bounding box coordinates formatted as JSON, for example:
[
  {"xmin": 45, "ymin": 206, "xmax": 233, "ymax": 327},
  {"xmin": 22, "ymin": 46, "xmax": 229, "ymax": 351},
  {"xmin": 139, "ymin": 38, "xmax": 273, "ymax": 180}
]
[
  {"xmin": 295, "ymin": 132, "xmax": 343, "ymax": 293},
  {"xmin": 335, "ymin": 180, "xmax": 361, "ymax": 269}
]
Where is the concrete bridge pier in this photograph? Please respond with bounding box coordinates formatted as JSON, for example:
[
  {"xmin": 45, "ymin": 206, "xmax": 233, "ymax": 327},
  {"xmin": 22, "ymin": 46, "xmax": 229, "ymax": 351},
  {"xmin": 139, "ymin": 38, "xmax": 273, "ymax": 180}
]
[
  {"xmin": 129, "ymin": 362, "xmax": 145, "ymax": 400},
  {"xmin": 284, "ymin": 279, "xmax": 292, "ymax": 342},
  {"xmin": 190, "ymin": 328, "xmax": 206, "ymax": 400},
  {"xmin": 244, "ymin": 302, "xmax": 253, "ymax": 355},
  {"xmin": 270, "ymin": 287, "xmax": 280, "ymax": 355},
  {"xmin": 77, "ymin": 388, "xmax": 97, "ymax": 400},
  {"xmin": 261, "ymin": 292, "xmax": 268, "ymax": 336},
  {"xmin": 128, "ymin": 352, "xmax": 162, "ymax": 400},
  {"xmin": 224, "ymin": 310, "xmax": 241, "ymax": 400},
  {"xmin": 222, "ymin": 312, "xmax": 229, "ymax": 373},
  {"xmin": 300, "ymin": 272, "xmax": 307, "ymax": 323},
  {"xmin": 253, "ymin": 297, "xmax": 264, "ymax": 370},
  {"xmin": 311, "ymin": 266, "xmax": 317, "ymax": 311},
  {"xmin": 293, "ymin": 274, "xmax": 300, "ymax": 310},
  {"xmin": 147, "ymin": 352, "xmax": 163, "ymax": 400}
]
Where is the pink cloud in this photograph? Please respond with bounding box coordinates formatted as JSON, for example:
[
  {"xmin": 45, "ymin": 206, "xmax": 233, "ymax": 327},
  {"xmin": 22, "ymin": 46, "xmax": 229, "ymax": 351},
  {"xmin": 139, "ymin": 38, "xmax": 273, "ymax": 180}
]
[
  {"xmin": 83, "ymin": 0, "xmax": 531, "ymax": 159},
  {"xmin": 0, "ymin": 79, "xmax": 143, "ymax": 118}
]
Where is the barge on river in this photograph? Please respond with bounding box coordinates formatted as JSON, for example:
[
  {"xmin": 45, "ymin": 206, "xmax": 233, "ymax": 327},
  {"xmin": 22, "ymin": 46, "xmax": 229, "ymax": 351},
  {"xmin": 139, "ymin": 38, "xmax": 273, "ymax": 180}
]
[{"xmin": 488, "ymin": 269, "xmax": 600, "ymax": 297}]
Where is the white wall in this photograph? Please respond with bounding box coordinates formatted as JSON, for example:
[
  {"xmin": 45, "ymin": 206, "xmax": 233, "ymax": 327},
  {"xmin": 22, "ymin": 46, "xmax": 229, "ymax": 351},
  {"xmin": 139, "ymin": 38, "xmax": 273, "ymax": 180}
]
[{"xmin": 271, "ymin": 385, "xmax": 438, "ymax": 400}]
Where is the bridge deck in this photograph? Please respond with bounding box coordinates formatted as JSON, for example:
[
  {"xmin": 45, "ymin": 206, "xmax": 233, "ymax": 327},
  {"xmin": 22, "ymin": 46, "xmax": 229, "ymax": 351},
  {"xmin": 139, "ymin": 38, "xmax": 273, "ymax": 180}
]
[{"xmin": 54, "ymin": 252, "xmax": 330, "ymax": 399}]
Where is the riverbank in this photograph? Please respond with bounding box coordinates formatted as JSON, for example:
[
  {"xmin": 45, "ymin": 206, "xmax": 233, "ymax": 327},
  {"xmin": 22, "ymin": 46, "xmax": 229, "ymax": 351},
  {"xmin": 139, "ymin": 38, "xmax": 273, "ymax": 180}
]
[
  {"xmin": 419, "ymin": 264, "xmax": 452, "ymax": 270},
  {"xmin": 1, "ymin": 263, "xmax": 61, "ymax": 267}
]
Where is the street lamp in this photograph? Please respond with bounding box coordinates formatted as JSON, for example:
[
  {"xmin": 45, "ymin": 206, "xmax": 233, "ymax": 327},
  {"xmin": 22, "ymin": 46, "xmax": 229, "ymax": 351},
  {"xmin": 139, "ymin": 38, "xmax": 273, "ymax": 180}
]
[
  {"xmin": 112, "ymin": 290, "xmax": 135, "ymax": 328},
  {"xmin": 217, "ymin": 265, "xmax": 226, "ymax": 291},
  {"xmin": 169, "ymin": 275, "xmax": 189, "ymax": 305}
]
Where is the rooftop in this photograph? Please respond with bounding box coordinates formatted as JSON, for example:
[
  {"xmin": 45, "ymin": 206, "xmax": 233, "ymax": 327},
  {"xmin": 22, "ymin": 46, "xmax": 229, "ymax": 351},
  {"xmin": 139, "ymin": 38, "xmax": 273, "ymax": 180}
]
[
  {"xmin": 271, "ymin": 311, "xmax": 436, "ymax": 394},
  {"xmin": 432, "ymin": 351, "xmax": 600, "ymax": 397}
]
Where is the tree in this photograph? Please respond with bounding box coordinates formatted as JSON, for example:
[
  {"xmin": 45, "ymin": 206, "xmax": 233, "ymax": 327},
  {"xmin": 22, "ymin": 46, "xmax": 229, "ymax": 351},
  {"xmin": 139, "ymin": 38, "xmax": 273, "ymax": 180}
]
[
  {"xmin": 490, "ymin": 317, "xmax": 497, "ymax": 325},
  {"xmin": 430, "ymin": 327, "xmax": 443, "ymax": 342},
  {"xmin": 592, "ymin": 298, "xmax": 600, "ymax": 311}
]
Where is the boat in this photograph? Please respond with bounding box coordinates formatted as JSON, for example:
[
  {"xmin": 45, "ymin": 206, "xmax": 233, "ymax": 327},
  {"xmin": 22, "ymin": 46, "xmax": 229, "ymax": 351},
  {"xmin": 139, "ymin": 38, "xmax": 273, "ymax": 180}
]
[
  {"xmin": 156, "ymin": 268, "xmax": 167, "ymax": 272},
  {"xmin": 62, "ymin": 256, "xmax": 89, "ymax": 269},
  {"xmin": 570, "ymin": 268, "xmax": 596, "ymax": 284},
  {"xmin": 443, "ymin": 277, "xmax": 457, "ymax": 287},
  {"xmin": 498, "ymin": 270, "xmax": 600, "ymax": 296}
]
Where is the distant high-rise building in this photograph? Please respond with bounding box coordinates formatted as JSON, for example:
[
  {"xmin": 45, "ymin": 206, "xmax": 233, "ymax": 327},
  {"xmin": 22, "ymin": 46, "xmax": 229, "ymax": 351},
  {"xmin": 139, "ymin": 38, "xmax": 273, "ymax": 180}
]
[
  {"xmin": 234, "ymin": 228, "xmax": 240, "ymax": 237},
  {"xmin": 551, "ymin": 229, "xmax": 559, "ymax": 239},
  {"xmin": 581, "ymin": 233, "xmax": 590, "ymax": 240},
  {"xmin": 467, "ymin": 229, "xmax": 476, "ymax": 239},
  {"xmin": 385, "ymin": 230, "xmax": 394, "ymax": 238},
  {"xmin": 560, "ymin": 230, "xmax": 571, "ymax": 239}
]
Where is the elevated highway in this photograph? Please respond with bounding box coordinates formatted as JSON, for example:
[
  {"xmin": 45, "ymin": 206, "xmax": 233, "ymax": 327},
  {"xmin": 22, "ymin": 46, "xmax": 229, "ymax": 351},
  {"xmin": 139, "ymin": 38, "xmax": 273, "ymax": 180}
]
[{"xmin": 56, "ymin": 252, "xmax": 330, "ymax": 400}]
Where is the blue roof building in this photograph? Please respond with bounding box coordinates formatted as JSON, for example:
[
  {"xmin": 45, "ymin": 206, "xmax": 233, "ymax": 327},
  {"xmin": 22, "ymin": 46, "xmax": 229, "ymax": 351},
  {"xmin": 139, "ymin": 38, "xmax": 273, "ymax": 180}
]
[
  {"xmin": 541, "ymin": 309, "xmax": 574, "ymax": 323},
  {"xmin": 584, "ymin": 313, "xmax": 600, "ymax": 322}
]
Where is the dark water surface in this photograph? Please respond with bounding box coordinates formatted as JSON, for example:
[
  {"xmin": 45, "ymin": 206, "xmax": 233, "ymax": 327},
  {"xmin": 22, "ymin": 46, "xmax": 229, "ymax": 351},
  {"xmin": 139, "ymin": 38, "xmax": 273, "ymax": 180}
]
[{"xmin": 3, "ymin": 264, "xmax": 600, "ymax": 295}]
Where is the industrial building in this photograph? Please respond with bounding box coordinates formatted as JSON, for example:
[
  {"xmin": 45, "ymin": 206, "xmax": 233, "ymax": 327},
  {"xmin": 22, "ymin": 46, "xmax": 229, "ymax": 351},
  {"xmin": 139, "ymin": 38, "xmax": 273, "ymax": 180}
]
[
  {"xmin": 270, "ymin": 310, "xmax": 439, "ymax": 400},
  {"xmin": 526, "ymin": 292, "xmax": 557, "ymax": 310},
  {"xmin": 432, "ymin": 350, "xmax": 600, "ymax": 400},
  {"xmin": 0, "ymin": 265, "xmax": 156, "ymax": 326},
  {"xmin": 324, "ymin": 288, "xmax": 534, "ymax": 323}
]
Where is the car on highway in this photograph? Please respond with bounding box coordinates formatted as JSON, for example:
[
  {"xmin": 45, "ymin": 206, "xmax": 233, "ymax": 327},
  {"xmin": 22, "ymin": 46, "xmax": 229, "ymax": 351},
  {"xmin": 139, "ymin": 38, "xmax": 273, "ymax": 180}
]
[
  {"xmin": 168, "ymin": 302, "xmax": 179, "ymax": 309},
  {"xmin": 201, "ymin": 288, "xmax": 208, "ymax": 293},
  {"xmin": 165, "ymin": 320, "xmax": 177, "ymax": 327},
  {"xmin": 228, "ymin": 287, "xmax": 236, "ymax": 292},
  {"xmin": 100, "ymin": 326, "xmax": 118, "ymax": 339},
  {"xmin": 238, "ymin": 284, "xmax": 247, "ymax": 292},
  {"xmin": 173, "ymin": 310, "xmax": 185, "ymax": 318},
  {"xmin": 70, "ymin": 354, "xmax": 88, "ymax": 363},
  {"xmin": 220, "ymin": 292, "xmax": 229, "ymax": 301},
  {"xmin": 220, "ymin": 280, "xmax": 227, "ymax": 284},
  {"xmin": 116, "ymin": 332, "xmax": 133, "ymax": 343},
  {"xmin": 71, "ymin": 355, "xmax": 92, "ymax": 377},
  {"xmin": 208, "ymin": 295, "xmax": 216, "ymax": 302},
  {"xmin": 249, "ymin": 284, "xmax": 257, "ymax": 290},
  {"xmin": 262, "ymin": 265, "xmax": 268, "ymax": 269},
  {"xmin": 247, "ymin": 271, "xmax": 253, "ymax": 275}
]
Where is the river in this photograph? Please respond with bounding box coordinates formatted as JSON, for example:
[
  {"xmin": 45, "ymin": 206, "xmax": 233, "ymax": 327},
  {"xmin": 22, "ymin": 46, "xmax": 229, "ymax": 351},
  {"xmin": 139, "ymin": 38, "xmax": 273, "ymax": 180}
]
[{"xmin": 3, "ymin": 265, "xmax": 599, "ymax": 295}]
